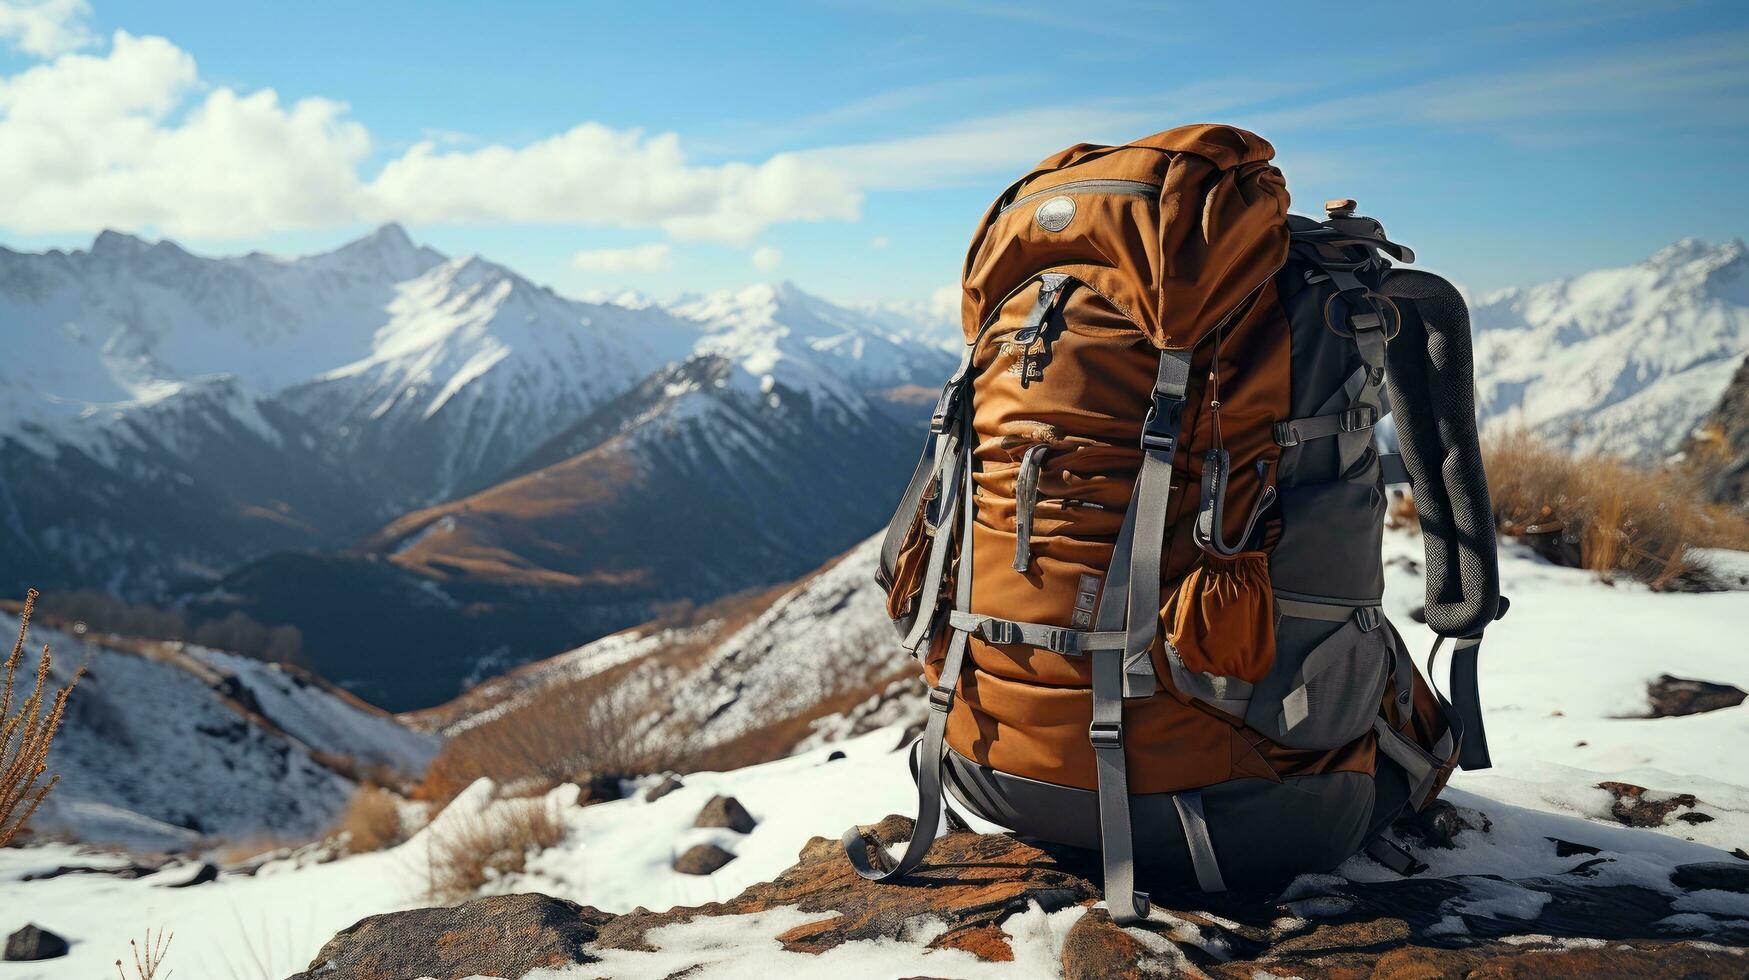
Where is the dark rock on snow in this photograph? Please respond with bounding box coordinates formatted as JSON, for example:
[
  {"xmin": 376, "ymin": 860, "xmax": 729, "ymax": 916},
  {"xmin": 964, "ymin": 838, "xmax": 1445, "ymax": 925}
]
[
  {"xmin": 1672, "ymin": 861, "xmax": 1749, "ymax": 893},
  {"xmin": 673, "ymin": 843, "xmax": 737, "ymax": 876},
  {"xmin": 287, "ymin": 893, "xmax": 610, "ymax": 980},
  {"xmin": 693, "ymin": 794, "xmax": 757, "ymax": 833},
  {"xmin": 161, "ymin": 862, "xmax": 219, "ymax": 888},
  {"xmin": 573, "ymin": 772, "xmax": 626, "ymax": 806},
  {"xmin": 4, "ymin": 924, "xmax": 69, "ymax": 961},
  {"xmin": 1646, "ymin": 673, "xmax": 1748, "ymax": 717},
  {"xmin": 1598, "ymin": 780, "xmax": 1702, "ymax": 827},
  {"xmin": 299, "ymin": 815, "xmax": 1749, "ymax": 978},
  {"xmin": 644, "ymin": 773, "xmax": 684, "ymax": 802}
]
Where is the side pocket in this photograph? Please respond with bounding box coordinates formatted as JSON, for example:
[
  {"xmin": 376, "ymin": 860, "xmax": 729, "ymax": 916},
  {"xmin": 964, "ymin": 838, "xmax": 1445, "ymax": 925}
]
[
  {"xmin": 1158, "ymin": 552, "xmax": 1275, "ymax": 720},
  {"xmin": 882, "ymin": 490, "xmax": 934, "ymax": 629},
  {"xmin": 1245, "ymin": 601, "xmax": 1390, "ymax": 750}
]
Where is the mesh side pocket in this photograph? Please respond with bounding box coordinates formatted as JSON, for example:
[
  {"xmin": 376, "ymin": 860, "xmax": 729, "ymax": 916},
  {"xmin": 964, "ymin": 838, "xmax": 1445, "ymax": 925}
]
[{"xmin": 1253, "ymin": 612, "xmax": 1390, "ymax": 750}]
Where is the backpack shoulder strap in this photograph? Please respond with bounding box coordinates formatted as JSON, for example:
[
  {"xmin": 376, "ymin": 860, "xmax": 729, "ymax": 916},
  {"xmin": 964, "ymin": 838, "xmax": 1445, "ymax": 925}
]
[{"xmin": 1380, "ymin": 268, "xmax": 1506, "ymax": 770}]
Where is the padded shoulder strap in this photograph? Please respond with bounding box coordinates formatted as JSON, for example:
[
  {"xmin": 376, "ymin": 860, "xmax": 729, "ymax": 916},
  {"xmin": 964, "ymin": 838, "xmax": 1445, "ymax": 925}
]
[{"xmin": 1378, "ymin": 270, "xmax": 1501, "ymax": 638}]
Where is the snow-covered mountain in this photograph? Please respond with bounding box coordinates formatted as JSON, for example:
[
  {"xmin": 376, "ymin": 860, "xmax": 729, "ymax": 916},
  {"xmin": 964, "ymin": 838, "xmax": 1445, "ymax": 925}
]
[
  {"xmin": 0, "ymin": 226, "xmax": 954, "ymax": 598},
  {"xmin": 1, "ymin": 611, "xmax": 438, "ymax": 851},
  {"xmin": 413, "ymin": 534, "xmax": 904, "ymax": 760},
  {"xmin": 1469, "ymin": 237, "xmax": 1749, "ymax": 459}
]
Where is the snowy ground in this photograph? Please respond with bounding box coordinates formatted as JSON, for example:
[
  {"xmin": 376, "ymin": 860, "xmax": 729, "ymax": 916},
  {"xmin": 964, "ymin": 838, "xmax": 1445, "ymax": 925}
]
[{"xmin": 2, "ymin": 532, "xmax": 1746, "ymax": 977}]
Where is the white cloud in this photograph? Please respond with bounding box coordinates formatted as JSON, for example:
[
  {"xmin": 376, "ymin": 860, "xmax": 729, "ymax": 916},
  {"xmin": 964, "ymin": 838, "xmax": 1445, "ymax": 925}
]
[
  {"xmin": 750, "ymin": 245, "xmax": 783, "ymax": 271},
  {"xmin": 869, "ymin": 234, "xmax": 890, "ymax": 249},
  {"xmin": 571, "ymin": 242, "xmax": 673, "ymax": 274},
  {"xmin": 0, "ymin": 30, "xmax": 860, "ymax": 243},
  {"xmin": 0, "ymin": 0, "xmax": 93, "ymax": 57},
  {"xmin": 368, "ymin": 124, "xmax": 858, "ymax": 243}
]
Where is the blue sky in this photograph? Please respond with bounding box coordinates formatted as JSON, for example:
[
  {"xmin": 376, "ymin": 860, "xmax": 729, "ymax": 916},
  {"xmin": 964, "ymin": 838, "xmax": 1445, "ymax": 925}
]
[{"xmin": 1, "ymin": 0, "xmax": 1746, "ymax": 307}]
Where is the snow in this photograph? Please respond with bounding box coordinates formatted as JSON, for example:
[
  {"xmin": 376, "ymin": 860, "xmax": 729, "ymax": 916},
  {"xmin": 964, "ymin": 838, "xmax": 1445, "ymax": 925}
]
[
  {"xmin": 0, "ymin": 617, "xmax": 437, "ymax": 849},
  {"xmin": 5, "ymin": 530, "xmax": 1747, "ymax": 976}
]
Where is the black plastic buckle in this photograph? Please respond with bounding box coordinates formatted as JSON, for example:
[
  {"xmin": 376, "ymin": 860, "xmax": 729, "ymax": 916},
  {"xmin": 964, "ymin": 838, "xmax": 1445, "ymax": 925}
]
[
  {"xmin": 1088, "ymin": 720, "xmax": 1124, "ymax": 749},
  {"xmin": 929, "ymin": 385, "xmax": 962, "ymax": 434},
  {"xmin": 1272, "ymin": 421, "xmax": 1300, "ymax": 448},
  {"xmin": 983, "ymin": 620, "xmax": 1022, "ymax": 645},
  {"xmin": 1141, "ymin": 393, "xmax": 1185, "ymax": 454},
  {"xmin": 1356, "ymin": 605, "xmax": 1380, "ymax": 632},
  {"xmin": 928, "ymin": 686, "xmax": 955, "ymax": 711},
  {"xmin": 1340, "ymin": 405, "xmax": 1378, "ymax": 432},
  {"xmin": 1044, "ymin": 628, "xmax": 1080, "ymax": 655}
]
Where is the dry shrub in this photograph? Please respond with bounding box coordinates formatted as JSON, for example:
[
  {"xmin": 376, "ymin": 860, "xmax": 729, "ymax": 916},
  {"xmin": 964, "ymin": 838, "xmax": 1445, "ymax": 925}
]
[
  {"xmin": 425, "ymin": 797, "xmax": 564, "ymax": 904},
  {"xmin": 1484, "ymin": 432, "xmax": 1749, "ymax": 588},
  {"xmin": 3, "ymin": 589, "xmax": 83, "ymax": 847},
  {"xmin": 415, "ymin": 672, "xmax": 680, "ymax": 806},
  {"xmin": 329, "ymin": 783, "xmax": 409, "ymax": 855},
  {"xmin": 115, "ymin": 928, "xmax": 172, "ymax": 980}
]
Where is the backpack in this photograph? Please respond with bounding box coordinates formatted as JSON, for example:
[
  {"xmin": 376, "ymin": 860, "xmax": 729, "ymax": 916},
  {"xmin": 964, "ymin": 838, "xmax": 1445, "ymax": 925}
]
[{"xmin": 841, "ymin": 124, "xmax": 1506, "ymax": 922}]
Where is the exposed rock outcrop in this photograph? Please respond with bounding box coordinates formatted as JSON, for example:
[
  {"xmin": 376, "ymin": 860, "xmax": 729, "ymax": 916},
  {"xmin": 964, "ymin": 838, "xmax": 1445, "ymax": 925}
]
[
  {"xmin": 287, "ymin": 893, "xmax": 610, "ymax": 980},
  {"xmin": 298, "ymin": 817, "xmax": 1749, "ymax": 978}
]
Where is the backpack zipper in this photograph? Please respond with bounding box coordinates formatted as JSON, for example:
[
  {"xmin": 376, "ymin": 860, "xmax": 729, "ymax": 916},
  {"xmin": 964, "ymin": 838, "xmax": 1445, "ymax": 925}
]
[{"xmin": 999, "ymin": 179, "xmax": 1160, "ymax": 216}]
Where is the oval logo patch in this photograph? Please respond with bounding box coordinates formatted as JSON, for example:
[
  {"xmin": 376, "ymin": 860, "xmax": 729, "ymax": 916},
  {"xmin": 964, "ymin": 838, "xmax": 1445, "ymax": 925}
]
[{"xmin": 1035, "ymin": 196, "xmax": 1076, "ymax": 232}]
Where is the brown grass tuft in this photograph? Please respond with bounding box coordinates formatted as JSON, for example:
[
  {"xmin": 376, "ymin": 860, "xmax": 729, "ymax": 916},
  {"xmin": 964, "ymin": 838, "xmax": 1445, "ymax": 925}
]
[
  {"xmin": 328, "ymin": 783, "xmax": 410, "ymax": 856},
  {"xmin": 1485, "ymin": 432, "xmax": 1749, "ymax": 588},
  {"xmin": 425, "ymin": 797, "xmax": 564, "ymax": 905},
  {"xmin": 414, "ymin": 673, "xmax": 681, "ymax": 806},
  {"xmin": 3, "ymin": 589, "xmax": 83, "ymax": 847}
]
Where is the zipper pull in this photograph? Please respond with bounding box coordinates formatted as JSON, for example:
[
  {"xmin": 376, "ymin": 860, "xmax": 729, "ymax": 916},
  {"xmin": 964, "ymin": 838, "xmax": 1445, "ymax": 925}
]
[{"xmin": 1014, "ymin": 273, "xmax": 1070, "ymax": 345}]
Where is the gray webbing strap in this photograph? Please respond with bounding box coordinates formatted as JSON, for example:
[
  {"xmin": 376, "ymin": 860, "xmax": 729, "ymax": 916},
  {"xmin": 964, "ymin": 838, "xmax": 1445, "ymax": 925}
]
[
  {"xmin": 1011, "ymin": 443, "xmax": 1048, "ymax": 572},
  {"xmin": 1090, "ymin": 645, "xmax": 1148, "ymax": 923},
  {"xmin": 1371, "ymin": 716, "xmax": 1440, "ymax": 810},
  {"xmin": 947, "ymin": 611, "xmax": 1125, "ymax": 656},
  {"xmin": 1121, "ymin": 350, "xmax": 1192, "ymax": 697},
  {"xmin": 898, "ymin": 424, "xmax": 967, "ymax": 654},
  {"xmin": 1343, "ymin": 326, "xmax": 1387, "ymax": 472},
  {"xmin": 1426, "ymin": 635, "xmax": 1491, "ymax": 771},
  {"xmin": 882, "ymin": 343, "xmax": 976, "ymax": 587},
  {"xmin": 843, "ymin": 425, "xmax": 979, "ymax": 883},
  {"xmin": 1172, "ymin": 790, "xmax": 1227, "ymax": 892},
  {"xmin": 1272, "ymin": 406, "xmax": 1379, "ymax": 448},
  {"xmin": 1165, "ymin": 649, "xmax": 1252, "ymax": 717}
]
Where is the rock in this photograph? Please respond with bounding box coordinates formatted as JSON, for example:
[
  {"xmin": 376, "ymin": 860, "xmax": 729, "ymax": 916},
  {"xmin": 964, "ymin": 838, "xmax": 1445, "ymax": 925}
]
[
  {"xmin": 288, "ymin": 893, "xmax": 610, "ymax": 980},
  {"xmin": 575, "ymin": 773, "xmax": 625, "ymax": 806},
  {"xmin": 4, "ymin": 924, "xmax": 69, "ymax": 961},
  {"xmin": 163, "ymin": 862, "xmax": 219, "ymax": 888},
  {"xmin": 673, "ymin": 843, "xmax": 737, "ymax": 876},
  {"xmin": 1224, "ymin": 938, "xmax": 1746, "ymax": 979},
  {"xmin": 826, "ymin": 750, "xmax": 847, "ymax": 762},
  {"xmin": 1672, "ymin": 861, "xmax": 1749, "ymax": 893},
  {"xmin": 644, "ymin": 774, "xmax": 683, "ymax": 803},
  {"xmin": 298, "ymin": 818, "xmax": 1749, "ymax": 977},
  {"xmin": 1646, "ymin": 674, "xmax": 1747, "ymax": 717},
  {"xmin": 1686, "ymin": 353, "xmax": 1749, "ymax": 506},
  {"xmin": 22, "ymin": 861, "xmax": 161, "ymax": 881},
  {"xmin": 1598, "ymin": 780, "xmax": 1699, "ymax": 827},
  {"xmin": 605, "ymin": 816, "xmax": 1095, "ymax": 957},
  {"xmin": 693, "ymin": 794, "xmax": 757, "ymax": 833}
]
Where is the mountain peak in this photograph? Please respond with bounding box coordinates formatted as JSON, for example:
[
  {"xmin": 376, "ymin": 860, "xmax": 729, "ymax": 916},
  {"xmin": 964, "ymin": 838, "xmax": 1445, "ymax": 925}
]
[
  {"xmin": 1645, "ymin": 237, "xmax": 1743, "ymax": 272},
  {"xmin": 89, "ymin": 228, "xmax": 150, "ymax": 257},
  {"xmin": 318, "ymin": 222, "xmax": 445, "ymax": 280}
]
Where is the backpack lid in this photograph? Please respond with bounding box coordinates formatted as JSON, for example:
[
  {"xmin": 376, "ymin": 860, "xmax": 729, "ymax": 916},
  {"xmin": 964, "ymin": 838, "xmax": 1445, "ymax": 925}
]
[{"xmin": 961, "ymin": 124, "xmax": 1291, "ymax": 351}]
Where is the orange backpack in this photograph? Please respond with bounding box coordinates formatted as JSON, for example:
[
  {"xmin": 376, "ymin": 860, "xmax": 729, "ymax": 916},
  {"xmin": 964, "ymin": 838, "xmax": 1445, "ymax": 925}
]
[{"xmin": 843, "ymin": 124, "xmax": 1505, "ymax": 921}]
